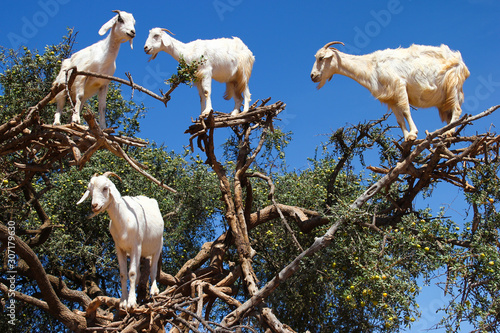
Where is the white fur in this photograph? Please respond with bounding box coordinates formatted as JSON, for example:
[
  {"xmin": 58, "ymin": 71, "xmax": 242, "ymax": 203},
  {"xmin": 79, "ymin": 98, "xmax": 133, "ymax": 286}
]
[
  {"xmin": 77, "ymin": 172, "xmax": 163, "ymax": 309},
  {"xmin": 144, "ymin": 27, "xmax": 255, "ymax": 116},
  {"xmin": 52, "ymin": 10, "xmax": 136, "ymax": 128},
  {"xmin": 311, "ymin": 42, "xmax": 470, "ymax": 141}
]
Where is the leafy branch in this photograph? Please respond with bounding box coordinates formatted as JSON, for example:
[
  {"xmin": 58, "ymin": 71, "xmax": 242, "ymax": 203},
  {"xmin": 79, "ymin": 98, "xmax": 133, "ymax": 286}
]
[{"xmin": 161, "ymin": 56, "xmax": 205, "ymax": 107}]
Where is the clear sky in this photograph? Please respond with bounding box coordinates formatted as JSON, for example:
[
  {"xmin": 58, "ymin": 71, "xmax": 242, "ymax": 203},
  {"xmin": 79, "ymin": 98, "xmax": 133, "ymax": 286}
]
[{"xmin": 1, "ymin": 1, "xmax": 499, "ymax": 331}]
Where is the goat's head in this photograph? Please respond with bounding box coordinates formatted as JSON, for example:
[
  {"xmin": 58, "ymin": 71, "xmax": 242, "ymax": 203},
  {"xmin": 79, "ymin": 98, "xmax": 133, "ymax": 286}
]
[
  {"xmin": 144, "ymin": 27, "xmax": 175, "ymax": 61},
  {"xmin": 99, "ymin": 10, "xmax": 136, "ymax": 49},
  {"xmin": 77, "ymin": 172, "xmax": 123, "ymax": 218},
  {"xmin": 310, "ymin": 41, "xmax": 345, "ymax": 89}
]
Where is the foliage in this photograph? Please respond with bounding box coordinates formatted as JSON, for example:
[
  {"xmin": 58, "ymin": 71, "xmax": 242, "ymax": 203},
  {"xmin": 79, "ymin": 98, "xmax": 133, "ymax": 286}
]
[
  {"xmin": 0, "ymin": 34, "xmax": 221, "ymax": 332},
  {"xmin": 250, "ymin": 123, "xmax": 424, "ymax": 332},
  {"xmin": 166, "ymin": 55, "xmax": 205, "ymax": 88},
  {"xmin": 0, "ymin": 29, "xmax": 145, "ymax": 133},
  {"xmin": 0, "ymin": 34, "xmax": 499, "ymax": 333},
  {"xmin": 0, "ymin": 29, "xmax": 75, "ymax": 124}
]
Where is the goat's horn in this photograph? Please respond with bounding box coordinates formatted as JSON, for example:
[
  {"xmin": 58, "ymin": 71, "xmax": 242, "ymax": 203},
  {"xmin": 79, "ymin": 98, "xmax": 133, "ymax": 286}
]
[
  {"xmin": 102, "ymin": 172, "xmax": 122, "ymax": 182},
  {"xmin": 161, "ymin": 28, "xmax": 175, "ymax": 36},
  {"xmin": 112, "ymin": 10, "xmax": 121, "ymax": 14},
  {"xmin": 323, "ymin": 41, "xmax": 345, "ymax": 49}
]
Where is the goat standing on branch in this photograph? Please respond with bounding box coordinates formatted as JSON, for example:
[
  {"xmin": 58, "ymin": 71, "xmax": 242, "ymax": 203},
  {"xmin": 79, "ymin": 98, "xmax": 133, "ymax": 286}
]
[
  {"xmin": 52, "ymin": 10, "xmax": 136, "ymax": 128},
  {"xmin": 310, "ymin": 42, "xmax": 470, "ymax": 141},
  {"xmin": 144, "ymin": 27, "xmax": 255, "ymax": 117},
  {"xmin": 77, "ymin": 172, "xmax": 164, "ymax": 309}
]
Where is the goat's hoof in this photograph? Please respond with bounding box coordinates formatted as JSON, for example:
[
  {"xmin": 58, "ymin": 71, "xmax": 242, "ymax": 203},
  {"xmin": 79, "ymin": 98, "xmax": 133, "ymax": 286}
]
[
  {"xmin": 119, "ymin": 299, "xmax": 128, "ymax": 309},
  {"xmin": 405, "ymin": 134, "xmax": 417, "ymax": 141},
  {"xmin": 126, "ymin": 298, "xmax": 137, "ymax": 310},
  {"xmin": 201, "ymin": 110, "xmax": 213, "ymax": 117},
  {"xmin": 442, "ymin": 130, "xmax": 455, "ymax": 138},
  {"xmin": 53, "ymin": 121, "xmax": 61, "ymax": 126},
  {"xmin": 150, "ymin": 285, "xmax": 160, "ymax": 296}
]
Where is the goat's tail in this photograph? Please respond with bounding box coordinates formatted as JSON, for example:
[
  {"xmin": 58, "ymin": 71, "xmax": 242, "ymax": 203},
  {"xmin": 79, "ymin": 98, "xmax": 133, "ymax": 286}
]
[{"xmin": 439, "ymin": 57, "xmax": 470, "ymax": 122}]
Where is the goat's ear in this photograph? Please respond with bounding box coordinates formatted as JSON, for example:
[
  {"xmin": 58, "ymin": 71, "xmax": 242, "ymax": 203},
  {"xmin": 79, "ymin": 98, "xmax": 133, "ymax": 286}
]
[
  {"xmin": 77, "ymin": 190, "xmax": 90, "ymax": 205},
  {"xmin": 108, "ymin": 185, "xmax": 122, "ymax": 201},
  {"xmin": 161, "ymin": 32, "xmax": 172, "ymax": 48},
  {"xmin": 99, "ymin": 15, "xmax": 117, "ymax": 36}
]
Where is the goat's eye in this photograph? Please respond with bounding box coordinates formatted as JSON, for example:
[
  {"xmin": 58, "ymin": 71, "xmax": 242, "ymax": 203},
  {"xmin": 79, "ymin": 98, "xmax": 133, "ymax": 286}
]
[
  {"xmin": 117, "ymin": 15, "xmax": 124, "ymax": 23},
  {"xmin": 103, "ymin": 186, "xmax": 109, "ymax": 194},
  {"xmin": 318, "ymin": 56, "xmax": 324, "ymax": 61}
]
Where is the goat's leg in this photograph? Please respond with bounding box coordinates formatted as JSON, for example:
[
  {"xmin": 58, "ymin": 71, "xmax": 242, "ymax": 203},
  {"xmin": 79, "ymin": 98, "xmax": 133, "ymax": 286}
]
[
  {"xmin": 231, "ymin": 94, "xmax": 244, "ymax": 116},
  {"xmin": 198, "ymin": 76, "xmax": 213, "ymax": 116},
  {"xmin": 71, "ymin": 86, "xmax": 85, "ymax": 124},
  {"xmin": 149, "ymin": 250, "xmax": 161, "ymax": 296},
  {"xmin": 53, "ymin": 93, "xmax": 66, "ymax": 125},
  {"xmin": 97, "ymin": 84, "xmax": 109, "ymax": 129},
  {"xmin": 224, "ymin": 82, "xmax": 243, "ymax": 116},
  {"xmin": 116, "ymin": 248, "xmax": 129, "ymax": 309},
  {"xmin": 126, "ymin": 248, "xmax": 141, "ymax": 309},
  {"xmin": 443, "ymin": 105, "xmax": 462, "ymax": 137},
  {"xmin": 390, "ymin": 85, "xmax": 418, "ymax": 141},
  {"xmin": 391, "ymin": 86, "xmax": 418, "ymax": 141},
  {"xmin": 402, "ymin": 105, "xmax": 418, "ymax": 141},
  {"xmin": 242, "ymin": 85, "xmax": 251, "ymax": 113},
  {"xmin": 391, "ymin": 103, "xmax": 418, "ymax": 141}
]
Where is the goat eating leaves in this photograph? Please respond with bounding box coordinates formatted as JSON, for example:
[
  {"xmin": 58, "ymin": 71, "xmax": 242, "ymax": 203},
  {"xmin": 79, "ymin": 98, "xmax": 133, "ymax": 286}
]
[
  {"xmin": 311, "ymin": 42, "xmax": 470, "ymax": 141},
  {"xmin": 144, "ymin": 27, "xmax": 255, "ymax": 117},
  {"xmin": 77, "ymin": 172, "xmax": 164, "ymax": 309}
]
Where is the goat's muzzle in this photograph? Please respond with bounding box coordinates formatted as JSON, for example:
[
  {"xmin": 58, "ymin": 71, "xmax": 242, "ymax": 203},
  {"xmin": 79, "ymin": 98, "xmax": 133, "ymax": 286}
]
[
  {"xmin": 91, "ymin": 203, "xmax": 102, "ymax": 213},
  {"xmin": 144, "ymin": 47, "xmax": 157, "ymax": 61},
  {"xmin": 310, "ymin": 73, "xmax": 321, "ymax": 83},
  {"xmin": 127, "ymin": 30, "xmax": 136, "ymax": 39}
]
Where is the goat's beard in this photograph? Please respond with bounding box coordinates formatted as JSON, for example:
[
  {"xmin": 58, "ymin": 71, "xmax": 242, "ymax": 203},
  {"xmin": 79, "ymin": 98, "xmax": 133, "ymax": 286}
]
[
  {"xmin": 119, "ymin": 37, "xmax": 134, "ymax": 49},
  {"xmin": 148, "ymin": 52, "xmax": 158, "ymax": 62},
  {"xmin": 316, "ymin": 77, "xmax": 327, "ymax": 90},
  {"xmin": 316, "ymin": 74, "xmax": 333, "ymax": 90},
  {"xmin": 88, "ymin": 203, "xmax": 107, "ymax": 219},
  {"xmin": 87, "ymin": 211, "xmax": 99, "ymax": 219}
]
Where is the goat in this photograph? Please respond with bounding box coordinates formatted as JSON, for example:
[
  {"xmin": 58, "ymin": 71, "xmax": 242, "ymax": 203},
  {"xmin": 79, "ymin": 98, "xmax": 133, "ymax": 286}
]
[
  {"xmin": 77, "ymin": 172, "xmax": 164, "ymax": 309},
  {"xmin": 144, "ymin": 27, "xmax": 255, "ymax": 116},
  {"xmin": 310, "ymin": 42, "xmax": 470, "ymax": 141},
  {"xmin": 52, "ymin": 10, "xmax": 136, "ymax": 128}
]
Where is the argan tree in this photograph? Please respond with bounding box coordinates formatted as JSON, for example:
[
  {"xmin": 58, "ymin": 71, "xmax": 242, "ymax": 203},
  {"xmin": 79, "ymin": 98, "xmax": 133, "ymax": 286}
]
[{"xmin": 0, "ymin": 33, "xmax": 499, "ymax": 333}]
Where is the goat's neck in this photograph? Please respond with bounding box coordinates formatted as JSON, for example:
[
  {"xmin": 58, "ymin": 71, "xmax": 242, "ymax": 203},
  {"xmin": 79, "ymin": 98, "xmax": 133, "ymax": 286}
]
[
  {"xmin": 163, "ymin": 36, "xmax": 188, "ymax": 62},
  {"xmin": 106, "ymin": 196, "xmax": 127, "ymax": 234},
  {"xmin": 100, "ymin": 28, "xmax": 122, "ymax": 61},
  {"xmin": 335, "ymin": 52, "xmax": 376, "ymax": 92}
]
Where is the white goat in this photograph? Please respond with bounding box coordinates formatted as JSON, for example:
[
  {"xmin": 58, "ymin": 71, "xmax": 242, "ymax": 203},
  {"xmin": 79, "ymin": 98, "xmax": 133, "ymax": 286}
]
[
  {"xmin": 52, "ymin": 10, "xmax": 136, "ymax": 128},
  {"xmin": 77, "ymin": 172, "xmax": 164, "ymax": 309},
  {"xmin": 310, "ymin": 42, "xmax": 470, "ymax": 141},
  {"xmin": 143, "ymin": 28, "xmax": 255, "ymax": 116}
]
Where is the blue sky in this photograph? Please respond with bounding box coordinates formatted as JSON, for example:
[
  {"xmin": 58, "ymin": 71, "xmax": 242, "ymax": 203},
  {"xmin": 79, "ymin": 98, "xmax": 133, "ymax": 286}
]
[{"xmin": 2, "ymin": 0, "xmax": 499, "ymax": 331}]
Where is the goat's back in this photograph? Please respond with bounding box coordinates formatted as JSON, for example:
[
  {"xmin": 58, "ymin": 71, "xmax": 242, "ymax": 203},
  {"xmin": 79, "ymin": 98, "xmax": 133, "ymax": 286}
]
[
  {"xmin": 372, "ymin": 44, "xmax": 469, "ymax": 110},
  {"xmin": 52, "ymin": 39, "xmax": 117, "ymax": 104},
  {"xmin": 187, "ymin": 37, "xmax": 251, "ymax": 58},
  {"xmin": 187, "ymin": 37, "xmax": 254, "ymax": 82}
]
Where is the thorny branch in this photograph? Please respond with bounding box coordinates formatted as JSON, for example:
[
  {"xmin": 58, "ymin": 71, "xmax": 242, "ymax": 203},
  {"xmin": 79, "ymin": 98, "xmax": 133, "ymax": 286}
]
[
  {"xmin": 1, "ymin": 66, "xmax": 499, "ymax": 332},
  {"xmin": 0, "ymin": 70, "xmax": 177, "ymax": 193}
]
